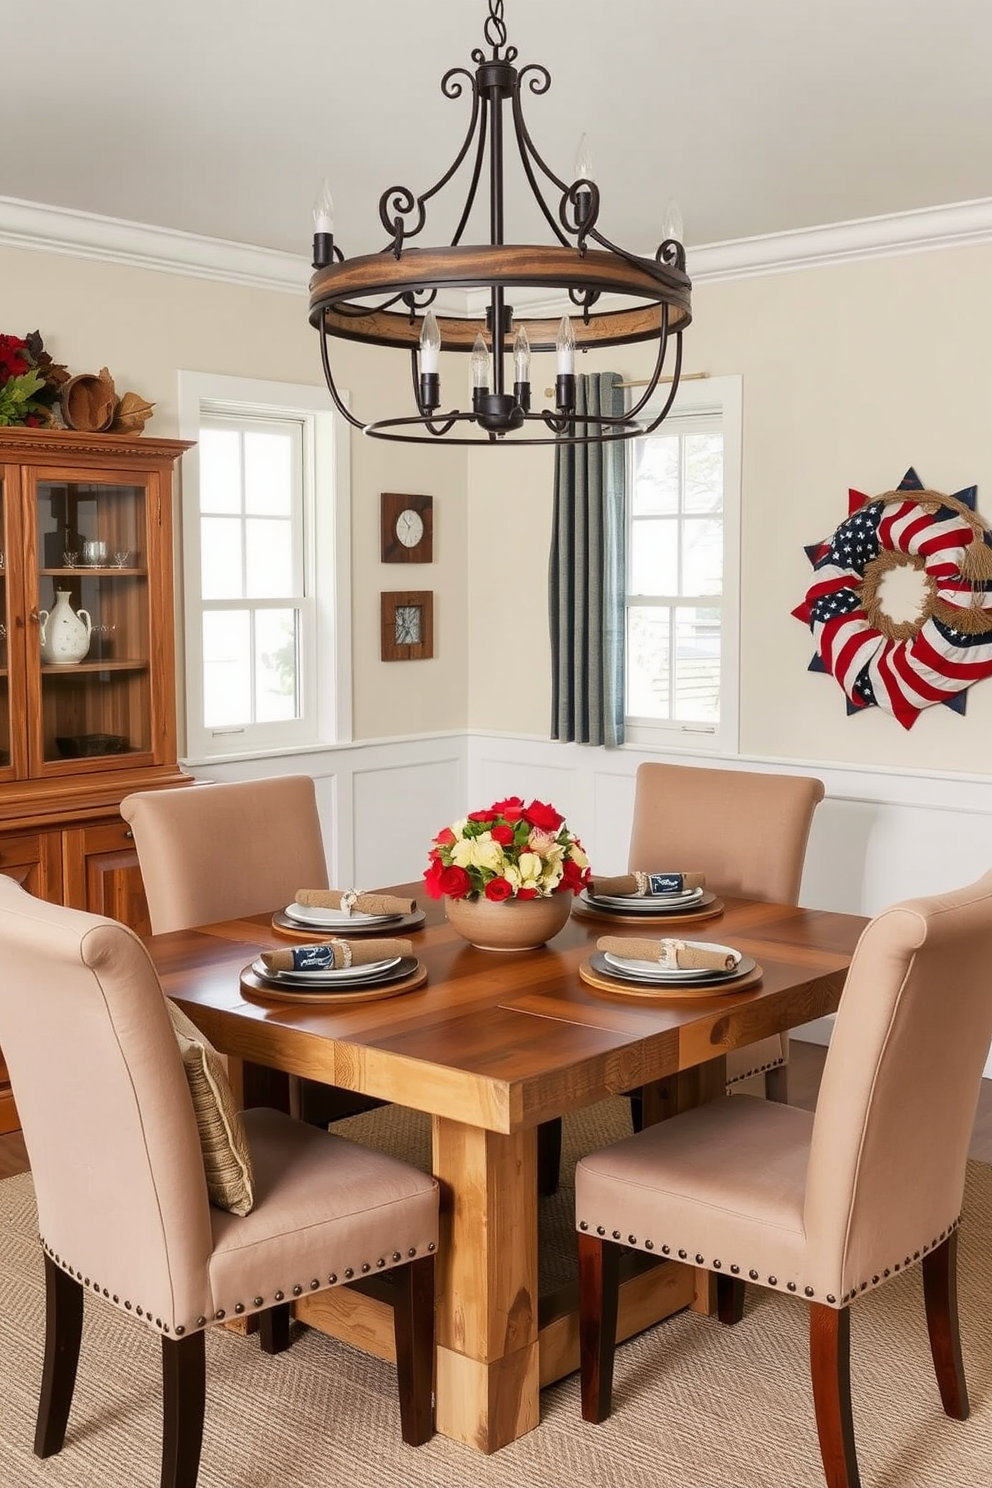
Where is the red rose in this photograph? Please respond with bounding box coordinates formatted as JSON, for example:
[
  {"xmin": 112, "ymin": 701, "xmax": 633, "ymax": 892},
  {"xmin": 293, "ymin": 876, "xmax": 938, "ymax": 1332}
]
[
  {"xmin": 422, "ymin": 859, "xmax": 446, "ymax": 899},
  {"xmin": 490, "ymin": 824, "xmax": 514, "ymax": 846},
  {"xmin": 524, "ymin": 799, "xmax": 563, "ymax": 833},
  {"xmin": 484, "ymin": 877, "xmax": 513, "ymax": 902},
  {"xmin": 516, "ymin": 886, "xmax": 537, "ymax": 899},
  {"xmin": 434, "ymin": 826, "xmax": 456, "ymax": 846},
  {"xmin": 438, "ymin": 865, "xmax": 471, "ymax": 899},
  {"xmin": 560, "ymin": 858, "xmax": 586, "ymax": 892},
  {"xmin": 491, "ymin": 796, "xmax": 525, "ymax": 822}
]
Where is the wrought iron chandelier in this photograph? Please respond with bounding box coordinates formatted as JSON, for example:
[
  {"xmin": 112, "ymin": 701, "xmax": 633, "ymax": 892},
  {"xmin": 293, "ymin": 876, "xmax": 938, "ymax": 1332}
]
[{"xmin": 308, "ymin": 0, "xmax": 692, "ymax": 446}]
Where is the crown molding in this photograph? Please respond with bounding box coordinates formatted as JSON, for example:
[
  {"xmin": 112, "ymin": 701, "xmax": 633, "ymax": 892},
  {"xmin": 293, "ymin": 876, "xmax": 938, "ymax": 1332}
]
[
  {"xmin": 2, "ymin": 193, "xmax": 991, "ymax": 305},
  {"xmin": 0, "ymin": 195, "xmax": 308, "ymax": 294}
]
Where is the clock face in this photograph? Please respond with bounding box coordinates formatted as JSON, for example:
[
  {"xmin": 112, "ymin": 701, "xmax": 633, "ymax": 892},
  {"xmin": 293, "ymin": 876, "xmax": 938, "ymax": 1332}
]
[
  {"xmin": 396, "ymin": 509, "xmax": 425, "ymax": 548},
  {"xmin": 395, "ymin": 605, "xmax": 422, "ymax": 645}
]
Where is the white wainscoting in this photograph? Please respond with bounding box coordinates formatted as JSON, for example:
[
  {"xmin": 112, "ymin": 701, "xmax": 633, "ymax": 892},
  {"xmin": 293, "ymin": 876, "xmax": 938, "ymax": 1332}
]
[{"xmin": 186, "ymin": 729, "xmax": 992, "ymax": 1071}]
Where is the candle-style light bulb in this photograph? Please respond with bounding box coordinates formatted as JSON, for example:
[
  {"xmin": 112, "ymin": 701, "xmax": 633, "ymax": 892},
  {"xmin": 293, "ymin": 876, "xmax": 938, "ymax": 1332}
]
[
  {"xmin": 513, "ymin": 324, "xmax": 531, "ymax": 384},
  {"xmin": 312, "ymin": 179, "xmax": 335, "ymax": 235},
  {"xmin": 573, "ymin": 133, "xmax": 595, "ymax": 184},
  {"xmin": 471, "ymin": 332, "xmax": 491, "ymax": 392},
  {"xmin": 419, "ymin": 310, "xmax": 441, "ymax": 375},
  {"xmin": 556, "ymin": 316, "xmax": 576, "ymax": 377},
  {"xmin": 661, "ymin": 196, "xmax": 684, "ymax": 245}
]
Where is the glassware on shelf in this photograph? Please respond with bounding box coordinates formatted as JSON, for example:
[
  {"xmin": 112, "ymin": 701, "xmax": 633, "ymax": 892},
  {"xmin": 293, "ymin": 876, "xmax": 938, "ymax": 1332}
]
[{"xmin": 112, "ymin": 550, "xmax": 131, "ymax": 568}]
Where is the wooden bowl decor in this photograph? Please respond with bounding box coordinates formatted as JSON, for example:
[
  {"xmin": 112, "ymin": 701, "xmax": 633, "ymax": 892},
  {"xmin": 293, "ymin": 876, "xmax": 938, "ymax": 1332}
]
[
  {"xmin": 61, "ymin": 369, "xmax": 117, "ymax": 432},
  {"xmin": 60, "ymin": 366, "xmax": 156, "ymax": 435},
  {"xmin": 793, "ymin": 466, "xmax": 992, "ymax": 728}
]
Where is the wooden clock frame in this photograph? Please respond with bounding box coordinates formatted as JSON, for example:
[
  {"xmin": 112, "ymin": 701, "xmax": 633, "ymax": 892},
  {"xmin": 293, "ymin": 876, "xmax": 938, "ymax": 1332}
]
[
  {"xmin": 380, "ymin": 590, "xmax": 434, "ymax": 661},
  {"xmin": 380, "ymin": 492, "xmax": 434, "ymax": 564}
]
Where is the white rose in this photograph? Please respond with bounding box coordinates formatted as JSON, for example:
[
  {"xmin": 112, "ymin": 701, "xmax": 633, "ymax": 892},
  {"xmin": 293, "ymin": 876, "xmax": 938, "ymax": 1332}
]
[{"xmin": 451, "ymin": 832, "xmax": 505, "ymax": 874}]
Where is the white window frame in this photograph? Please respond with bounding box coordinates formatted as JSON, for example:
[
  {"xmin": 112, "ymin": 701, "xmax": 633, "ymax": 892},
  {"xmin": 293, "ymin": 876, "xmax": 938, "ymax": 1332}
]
[
  {"xmin": 177, "ymin": 372, "xmax": 352, "ymax": 762},
  {"xmin": 624, "ymin": 373, "xmax": 741, "ymax": 756}
]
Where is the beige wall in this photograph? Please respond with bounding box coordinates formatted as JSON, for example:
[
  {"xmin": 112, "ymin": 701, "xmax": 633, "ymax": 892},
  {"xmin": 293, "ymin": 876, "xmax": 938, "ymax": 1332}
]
[
  {"xmin": 466, "ymin": 242, "xmax": 992, "ymax": 774},
  {"xmin": 5, "ymin": 236, "xmax": 992, "ymax": 774},
  {"xmin": 0, "ymin": 243, "xmax": 469, "ymax": 742}
]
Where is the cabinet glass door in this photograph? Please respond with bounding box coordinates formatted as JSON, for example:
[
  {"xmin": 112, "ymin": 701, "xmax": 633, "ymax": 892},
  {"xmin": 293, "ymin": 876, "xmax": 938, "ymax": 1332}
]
[
  {"xmin": 34, "ymin": 475, "xmax": 151, "ymax": 770},
  {"xmin": 0, "ymin": 476, "xmax": 9, "ymax": 772}
]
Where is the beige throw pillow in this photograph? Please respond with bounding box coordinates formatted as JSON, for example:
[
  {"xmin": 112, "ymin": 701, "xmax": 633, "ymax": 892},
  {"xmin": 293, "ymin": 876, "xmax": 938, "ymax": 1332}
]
[{"xmin": 166, "ymin": 999, "xmax": 255, "ymax": 1216}]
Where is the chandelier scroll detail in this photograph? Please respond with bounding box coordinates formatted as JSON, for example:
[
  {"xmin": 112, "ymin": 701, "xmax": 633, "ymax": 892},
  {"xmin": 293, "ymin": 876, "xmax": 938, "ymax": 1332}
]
[{"xmin": 308, "ymin": 0, "xmax": 692, "ymax": 446}]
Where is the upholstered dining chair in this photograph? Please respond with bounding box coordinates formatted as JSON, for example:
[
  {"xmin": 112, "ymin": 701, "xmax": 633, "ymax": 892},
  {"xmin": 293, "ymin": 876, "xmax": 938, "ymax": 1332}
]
[
  {"xmin": 576, "ymin": 869, "xmax": 992, "ymax": 1488},
  {"xmin": 120, "ymin": 774, "xmax": 371, "ymax": 1127},
  {"xmin": 627, "ymin": 761, "xmax": 825, "ymax": 1101},
  {"xmin": 0, "ymin": 875, "xmax": 438, "ymax": 1488}
]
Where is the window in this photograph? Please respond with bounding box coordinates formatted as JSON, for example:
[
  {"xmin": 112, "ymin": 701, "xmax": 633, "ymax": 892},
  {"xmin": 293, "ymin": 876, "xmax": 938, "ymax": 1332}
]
[
  {"xmin": 624, "ymin": 374, "xmax": 741, "ymax": 753},
  {"xmin": 178, "ymin": 373, "xmax": 351, "ymax": 761}
]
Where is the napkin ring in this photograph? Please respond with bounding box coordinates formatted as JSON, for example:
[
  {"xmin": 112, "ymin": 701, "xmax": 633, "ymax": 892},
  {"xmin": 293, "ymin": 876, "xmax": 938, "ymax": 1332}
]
[
  {"xmin": 340, "ymin": 890, "xmax": 359, "ymax": 916},
  {"xmin": 331, "ymin": 938, "xmax": 353, "ymax": 968},
  {"xmin": 658, "ymin": 937, "xmax": 685, "ymax": 968}
]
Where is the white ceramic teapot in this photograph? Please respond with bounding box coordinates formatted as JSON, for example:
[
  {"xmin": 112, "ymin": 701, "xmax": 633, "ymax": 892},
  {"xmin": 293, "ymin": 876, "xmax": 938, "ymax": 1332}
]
[{"xmin": 38, "ymin": 590, "xmax": 92, "ymax": 665}]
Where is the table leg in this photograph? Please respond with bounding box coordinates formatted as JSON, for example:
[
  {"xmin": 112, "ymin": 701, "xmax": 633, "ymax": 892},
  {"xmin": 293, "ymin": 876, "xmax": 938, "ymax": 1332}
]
[{"xmin": 432, "ymin": 1118, "xmax": 540, "ymax": 1453}]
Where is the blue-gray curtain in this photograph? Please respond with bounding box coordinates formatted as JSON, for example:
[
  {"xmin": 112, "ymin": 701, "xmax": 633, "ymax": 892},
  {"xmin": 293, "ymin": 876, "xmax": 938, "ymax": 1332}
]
[{"xmin": 548, "ymin": 372, "xmax": 626, "ymax": 746}]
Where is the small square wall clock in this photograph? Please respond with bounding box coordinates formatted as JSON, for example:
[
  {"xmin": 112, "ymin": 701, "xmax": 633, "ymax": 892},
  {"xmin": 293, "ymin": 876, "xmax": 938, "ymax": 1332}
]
[
  {"xmin": 381, "ymin": 590, "xmax": 434, "ymax": 661},
  {"xmin": 381, "ymin": 491, "xmax": 434, "ymax": 563}
]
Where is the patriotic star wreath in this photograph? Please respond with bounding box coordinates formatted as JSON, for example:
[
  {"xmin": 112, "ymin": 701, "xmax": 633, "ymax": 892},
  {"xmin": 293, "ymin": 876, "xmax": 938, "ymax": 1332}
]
[{"xmin": 792, "ymin": 468, "xmax": 992, "ymax": 729}]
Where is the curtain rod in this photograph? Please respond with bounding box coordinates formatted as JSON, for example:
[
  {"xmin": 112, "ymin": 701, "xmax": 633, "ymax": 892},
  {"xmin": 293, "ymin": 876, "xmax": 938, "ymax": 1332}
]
[{"xmin": 541, "ymin": 371, "xmax": 709, "ymax": 397}]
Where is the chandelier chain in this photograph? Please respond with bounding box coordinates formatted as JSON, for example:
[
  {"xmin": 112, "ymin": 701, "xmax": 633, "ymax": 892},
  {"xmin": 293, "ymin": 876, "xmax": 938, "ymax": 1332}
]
[{"xmin": 484, "ymin": 0, "xmax": 507, "ymax": 53}]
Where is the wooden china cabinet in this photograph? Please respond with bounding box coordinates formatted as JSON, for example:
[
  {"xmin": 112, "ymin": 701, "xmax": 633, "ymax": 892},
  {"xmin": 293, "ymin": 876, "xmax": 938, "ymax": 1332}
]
[{"xmin": 0, "ymin": 428, "xmax": 193, "ymax": 1132}]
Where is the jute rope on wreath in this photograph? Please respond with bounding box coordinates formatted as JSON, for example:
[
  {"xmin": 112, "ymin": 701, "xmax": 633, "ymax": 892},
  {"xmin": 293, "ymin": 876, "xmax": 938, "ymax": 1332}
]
[{"xmin": 857, "ymin": 490, "xmax": 992, "ymax": 638}]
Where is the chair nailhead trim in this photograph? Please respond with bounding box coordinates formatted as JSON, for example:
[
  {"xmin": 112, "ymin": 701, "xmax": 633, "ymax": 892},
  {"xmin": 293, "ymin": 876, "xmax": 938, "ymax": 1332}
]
[
  {"xmin": 597, "ymin": 1227, "xmax": 605, "ymax": 1236},
  {"xmin": 175, "ymin": 1326, "xmax": 185, "ymax": 1336},
  {"xmin": 579, "ymin": 1221, "xmax": 589, "ymax": 1231},
  {"xmin": 826, "ymin": 1295, "xmax": 836, "ymax": 1304},
  {"xmin": 215, "ymin": 1310, "xmax": 225, "ymax": 1320},
  {"xmin": 234, "ymin": 1304, "xmax": 244, "ymax": 1314},
  {"xmin": 311, "ymin": 1278, "xmax": 321, "ymax": 1288},
  {"xmin": 695, "ymin": 1254, "xmax": 704, "ymax": 1264},
  {"xmin": 787, "ymin": 1282, "xmax": 796, "ymax": 1291},
  {"xmin": 197, "ymin": 1316, "xmax": 206, "ymax": 1326},
  {"xmin": 361, "ymin": 1263, "xmax": 371, "ymax": 1274},
  {"xmin": 274, "ymin": 1291, "xmax": 285, "ymax": 1302},
  {"xmin": 645, "ymin": 1240, "xmax": 654, "ymax": 1251},
  {"xmin": 768, "ymin": 1276, "xmax": 777, "ymax": 1286},
  {"xmin": 428, "ymin": 1243, "xmax": 435, "ymax": 1252},
  {"xmin": 749, "ymin": 1271, "xmax": 758, "ymax": 1280},
  {"xmin": 612, "ymin": 1230, "xmax": 621, "ymax": 1240},
  {"xmin": 329, "ymin": 1275, "xmax": 337, "ymax": 1285},
  {"xmin": 678, "ymin": 1250, "xmax": 687, "ymax": 1259},
  {"xmin": 376, "ymin": 1259, "xmax": 385, "ymax": 1269},
  {"xmin": 393, "ymin": 1252, "xmax": 402, "ymax": 1262},
  {"xmin": 713, "ymin": 1259, "xmax": 721, "ymax": 1269},
  {"xmin": 125, "ymin": 1302, "xmax": 132, "ymax": 1310},
  {"xmin": 805, "ymin": 1287, "xmax": 814, "ymax": 1297},
  {"xmin": 408, "ymin": 1247, "xmax": 417, "ymax": 1257},
  {"xmin": 662, "ymin": 1245, "xmax": 670, "ymax": 1255},
  {"xmin": 731, "ymin": 1266, "xmax": 740, "ymax": 1275},
  {"xmin": 292, "ymin": 1285, "xmax": 303, "ymax": 1296},
  {"xmin": 344, "ymin": 1269, "xmax": 354, "ymax": 1279},
  {"xmin": 254, "ymin": 1297, "xmax": 263, "ymax": 1307}
]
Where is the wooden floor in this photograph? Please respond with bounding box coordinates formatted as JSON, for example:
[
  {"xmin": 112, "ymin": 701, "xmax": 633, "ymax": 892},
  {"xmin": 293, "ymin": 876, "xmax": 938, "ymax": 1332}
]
[{"xmin": 2, "ymin": 1040, "xmax": 992, "ymax": 1178}]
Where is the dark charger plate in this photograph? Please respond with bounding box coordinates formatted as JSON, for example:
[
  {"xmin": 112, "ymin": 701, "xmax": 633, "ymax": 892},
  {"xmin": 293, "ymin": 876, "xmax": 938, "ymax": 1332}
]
[{"xmin": 55, "ymin": 732, "xmax": 130, "ymax": 758}]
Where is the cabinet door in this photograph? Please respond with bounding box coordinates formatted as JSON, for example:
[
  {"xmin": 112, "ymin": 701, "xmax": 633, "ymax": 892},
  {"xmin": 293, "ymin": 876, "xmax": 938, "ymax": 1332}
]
[
  {"xmin": 62, "ymin": 819, "xmax": 151, "ymax": 936},
  {"xmin": 0, "ymin": 828, "xmax": 63, "ymax": 901},
  {"xmin": 23, "ymin": 462, "xmax": 176, "ymax": 780}
]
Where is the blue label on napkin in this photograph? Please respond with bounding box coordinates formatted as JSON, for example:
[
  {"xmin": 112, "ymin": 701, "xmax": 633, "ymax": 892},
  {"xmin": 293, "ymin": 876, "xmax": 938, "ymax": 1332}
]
[
  {"xmin": 290, "ymin": 945, "xmax": 337, "ymax": 971},
  {"xmin": 647, "ymin": 873, "xmax": 688, "ymax": 895}
]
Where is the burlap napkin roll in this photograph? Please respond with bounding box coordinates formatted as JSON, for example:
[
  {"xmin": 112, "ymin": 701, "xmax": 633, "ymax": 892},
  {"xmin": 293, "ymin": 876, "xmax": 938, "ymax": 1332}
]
[
  {"xmin": 597, "ymin": 936, "xmax": 738, "ymax": 971},
  {"xmin": 294, "ymin": 888, "xmax": 417, "ymax": 915},
  {"xmin": 588, "ymin": 870, "xmax": 706, "ymax": 897},
  {"xmin": 261, "ymin": 938, "xmax": 414, "ymax": 972}
]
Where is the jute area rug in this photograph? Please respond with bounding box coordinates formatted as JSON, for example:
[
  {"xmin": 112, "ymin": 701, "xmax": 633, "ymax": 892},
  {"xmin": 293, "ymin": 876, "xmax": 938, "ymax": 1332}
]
[{"xmin": 1, "ymin": 1099, "xmax": 991, "ymax": 1488}]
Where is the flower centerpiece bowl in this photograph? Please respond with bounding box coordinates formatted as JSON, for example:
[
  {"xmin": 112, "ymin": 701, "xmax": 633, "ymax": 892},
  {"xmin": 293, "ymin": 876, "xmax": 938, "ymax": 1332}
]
[{"xmin": 424, "ymin": 796, "xmax": 590, "ymax": 952}]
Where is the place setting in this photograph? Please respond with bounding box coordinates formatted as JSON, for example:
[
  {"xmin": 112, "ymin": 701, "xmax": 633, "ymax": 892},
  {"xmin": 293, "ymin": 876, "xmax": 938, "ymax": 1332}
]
[
  {"xmin": 571, "ymin": 870, "xmax": 725, "ymax": 926},
  {"xmin": 241, "ymin": 934, "xmax": 427, "ymax": 1006},
  {"xmin": 271, "ymin": 885, "xmax": 427, "ymax": 939},
  {"xmin": 579, "ymin": 933, "xmax": 761, "ymax": 1000}
]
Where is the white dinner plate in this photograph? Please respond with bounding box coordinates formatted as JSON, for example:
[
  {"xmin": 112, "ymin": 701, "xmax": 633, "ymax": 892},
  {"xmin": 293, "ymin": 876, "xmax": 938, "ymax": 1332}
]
[
  {"xmin": 251, "ymin": 955, "xmax": 400, "ymax": 986},
  {"xmin": 602, "ymin": 941, "xmax": 743, "ymax": 982},
  {"xmin": 589, "ymin": 887, "xmax": 704, "ymax": 911},
  {"xmin": 283, "ymin": 901, "xmax": 400, "ymax": 929}
]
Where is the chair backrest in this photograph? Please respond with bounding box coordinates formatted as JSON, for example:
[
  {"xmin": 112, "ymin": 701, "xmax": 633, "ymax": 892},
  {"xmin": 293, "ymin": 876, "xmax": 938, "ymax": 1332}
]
[
  {"xmin": 120, "ymin": 775, "xmax": 329, "ymax": 933},
  {"xmin": 626, "ymin": 762, "xmax": 825, "ymax": 904},
  {"xmin": 0, "ymin": 876, "xmax": 214, "ymax": 1322},
  {"xmin": 805, "ymin": 869, "xmax": 992, "ymax": 1295}
]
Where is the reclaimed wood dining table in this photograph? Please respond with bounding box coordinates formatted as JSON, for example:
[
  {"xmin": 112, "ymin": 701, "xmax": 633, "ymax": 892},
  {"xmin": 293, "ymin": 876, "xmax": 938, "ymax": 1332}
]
[{"xmin": 147, "ymin": 886, "xmax": 866, "ymax": 1454}]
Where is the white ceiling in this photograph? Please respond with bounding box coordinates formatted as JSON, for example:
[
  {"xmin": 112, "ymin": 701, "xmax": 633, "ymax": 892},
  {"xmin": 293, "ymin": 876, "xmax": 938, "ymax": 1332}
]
[{"xmin": 3, "ymin": 0, "xmax": 991, "ymax": 261}]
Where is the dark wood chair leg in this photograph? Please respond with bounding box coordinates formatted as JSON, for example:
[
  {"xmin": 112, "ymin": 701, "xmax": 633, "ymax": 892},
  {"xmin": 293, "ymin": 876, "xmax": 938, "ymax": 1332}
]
[
  {"xmin": 809, "ymin": 1303, "xmax": 861, "ymax": 1488},
  {"xmin": 392, "ymin": 1255, "xmax": 435, "ymax": 1446},
  {"xmin": 537, "ymin": 1118, "xmax": 563, "ymax": 1197},
  {"xmin": 764, "ymin": 1064, "xmax": 790, "ymax": 1103},
  {"xmin": 578, "ymin": 1232, "xmax": 621, "ymax": 1423},
  {"xmin": 922, "ymin": 1231, "xmax": 969, "ymax": 1420},
  {"xmin": 258, "ymin": 1303, "xmax": 291, "ymax": 1356},
  {"xmin": 34, "ymin": 1254, "xmax": 84, "ymax": 1459},
  {"xmin": 716, "ymin": 1273, "xmax": 746, "ymax": 1326},
  {"xmin": 161, "ymin": 1331, "xmax": 206, "ymax": 1488}
]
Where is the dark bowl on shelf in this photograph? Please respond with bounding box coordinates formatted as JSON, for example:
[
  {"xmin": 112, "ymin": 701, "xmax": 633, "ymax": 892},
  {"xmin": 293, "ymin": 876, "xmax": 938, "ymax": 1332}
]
[{"xmin": 54, "ymin": 733, "xmax": 130, "ymax": 758}]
